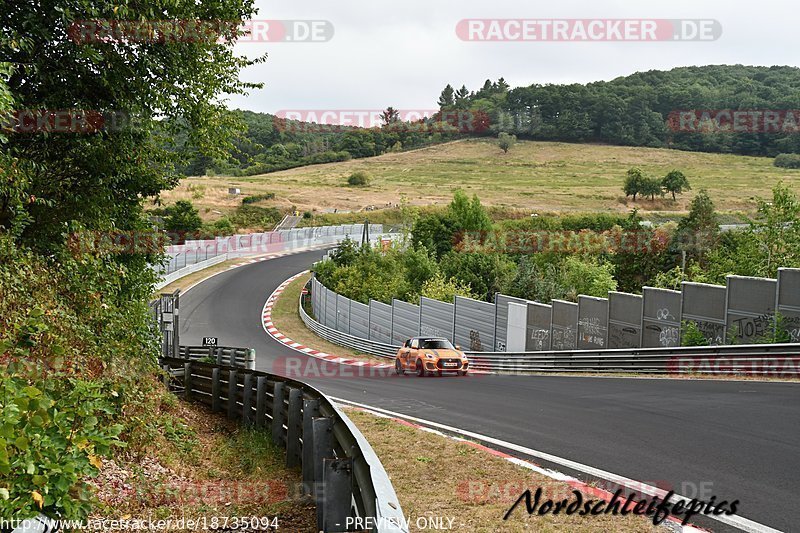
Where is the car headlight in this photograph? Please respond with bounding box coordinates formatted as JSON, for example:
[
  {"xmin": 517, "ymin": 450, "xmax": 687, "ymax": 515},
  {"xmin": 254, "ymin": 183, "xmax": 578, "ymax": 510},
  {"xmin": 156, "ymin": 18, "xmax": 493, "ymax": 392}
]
[{"xmin": 425, "ymin": 353, "xmax": 435, "ymax": 359}]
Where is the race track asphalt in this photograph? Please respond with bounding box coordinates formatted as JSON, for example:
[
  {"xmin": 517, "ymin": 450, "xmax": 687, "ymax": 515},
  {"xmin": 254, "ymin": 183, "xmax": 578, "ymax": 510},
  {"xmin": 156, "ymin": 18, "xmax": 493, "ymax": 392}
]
[{"xmin": 178, "ymin": 249, "xmax": 800, "ymax": 532}]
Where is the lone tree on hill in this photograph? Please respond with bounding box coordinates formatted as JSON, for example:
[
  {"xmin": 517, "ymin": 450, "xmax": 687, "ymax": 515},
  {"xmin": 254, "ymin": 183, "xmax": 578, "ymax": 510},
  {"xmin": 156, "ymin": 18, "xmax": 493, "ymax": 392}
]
[
  {"xmin": 498, "ymin": 132, "xmax": 516, "ymax": 154},
  {"xmin": 662, "ymin": 170, "xmax": 691, "ymax": 200}
]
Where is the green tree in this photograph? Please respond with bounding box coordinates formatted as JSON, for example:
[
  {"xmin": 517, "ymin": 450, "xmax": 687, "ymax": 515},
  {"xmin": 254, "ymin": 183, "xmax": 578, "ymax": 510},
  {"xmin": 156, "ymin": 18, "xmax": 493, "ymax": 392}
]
[
  {"xmin": 498, "ymin": 132, "xmax": 517, "ymax": 153},
  {"xmin": 640, "ymin": 177, "xmax": 664, "ymax": 201},
  {"xmin": 411, "ymin": 213, "xmax": 456, "ymax": 259},
  {"xmin": 751, "ymin": 182, "xmax": 800, "ymax": 273},
  {"xmin": 380, "ymin": 107, "xmax": 400, "ymax": 126},
  {"xmin": 623, "ymin": 168, "xmax": 645, "ymax": 201},
  {"xmin": 561, "ymin": 256, "xmax": 617, "ymax": 300},
  {"xmin": 439, "ymin": 251, "xmax": 516, "ymax": 301},
  {"xmin": 673, "ymin": 190, "xmax": 719, "ymax": 265},
  {"xmin": 662, "ymin": 170, "xmax": 691, "ymax": 200},
  {"xmin": 449, "ymin": 190, "xmax": 492, "ymax": 233},
  {"xmin": 437, "ymin": 84, "xmax": 455, "ymax": 109},
  {"xmin": 419, "ymin": 272, "xmax": 476, "ymax": 303},
  {"xmin": 164, "ymin": 200, "xmax": 202, "ymax": 236},
  {"xmin": 1, "ymin": 0, "xmax": 260, "ymax": 249}
]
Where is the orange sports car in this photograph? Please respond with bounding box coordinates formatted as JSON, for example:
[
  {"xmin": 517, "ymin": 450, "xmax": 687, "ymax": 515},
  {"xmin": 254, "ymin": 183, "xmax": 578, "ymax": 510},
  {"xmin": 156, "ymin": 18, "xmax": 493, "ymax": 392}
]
[{"xmin": 395, "ymin": 337, "xmax": 469, "ymax": 377}]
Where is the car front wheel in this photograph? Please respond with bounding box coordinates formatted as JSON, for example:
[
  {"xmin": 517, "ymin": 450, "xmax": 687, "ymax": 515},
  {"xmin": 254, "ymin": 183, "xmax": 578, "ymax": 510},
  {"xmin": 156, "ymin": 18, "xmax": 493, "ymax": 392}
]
[
  {"xmin": 416, "ymin": 360, "xmax": 425, "ymax": 377},
  {"xmin": 395, "ymin": 359, "xmax": 403, "ymax": 375}
]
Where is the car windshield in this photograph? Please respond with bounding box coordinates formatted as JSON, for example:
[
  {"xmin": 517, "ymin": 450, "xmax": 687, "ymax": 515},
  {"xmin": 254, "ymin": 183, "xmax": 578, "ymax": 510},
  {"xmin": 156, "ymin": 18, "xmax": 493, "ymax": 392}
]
[{"xmin": 421, "ymin": 339, "xmax": 454, "ymax": 350}]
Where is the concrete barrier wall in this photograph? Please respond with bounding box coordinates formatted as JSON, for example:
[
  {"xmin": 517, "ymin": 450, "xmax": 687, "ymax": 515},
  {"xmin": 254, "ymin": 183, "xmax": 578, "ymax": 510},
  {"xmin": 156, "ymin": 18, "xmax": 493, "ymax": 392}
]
[
  {"xmin": 495, "ymin": 294, "xmax": 530, "ymax": 351},
  {"xmin": 578, "ymin": 296, "xmax": 609, "ymax": 350},
  {"xmin": 607, "ymin": 292, "xmax": 643, "ymax": 349},
  {"xmin": 454, "ymin": 296, "xmax": 496, "ymax": 352},
  {"xmin": 419, "ymin": 297, "xmax": 455, "ymax": 341},
  {"xmin": 369, "ymin": 300, "xmax": 392, "ymax": 344},
  {"xmin": 777, "ymin": 268, "xmax": 800, "ymax": 343},
  {"xmin": 641, "ymin": 287, "xmax": 682, "ymax": 348},
  {"xmin": 336, "ymin": 294, "xmax": 351, "ymax": 335},
  {"xmin": 527, "ymin": 302, "xmax": 553, "ymax": 352},
  {"xmin": 350, "ymin": 300, "xmax": 370, "ymax": 340},
  {"xmin": 391, "ymin": 299, "xmax": 421, "ymax": 345},
  {"xmin": 725, "ymin": 275, "xmax": 778, "ymax": 344},
  {"xmin": 307, "ymin": 268, "xmax": 800, "ymax": 354},
  {"xmin": 551, "ymin": 299, "xmax": 579, "ymax": 351},
  {"xmin": 681, "ymin": 282, "xmax": 727, "ymax": 346}
]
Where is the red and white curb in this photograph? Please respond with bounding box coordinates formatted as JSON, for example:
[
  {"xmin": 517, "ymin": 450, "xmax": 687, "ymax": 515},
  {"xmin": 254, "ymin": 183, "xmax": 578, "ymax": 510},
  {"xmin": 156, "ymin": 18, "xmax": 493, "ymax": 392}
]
[
  {"xmin": 337, "ymin": 400, "xmax": 719, "ymax": 533},
  {"xmin": 261, "ymin": 272, "xmax": 393, "ymax": 369}
]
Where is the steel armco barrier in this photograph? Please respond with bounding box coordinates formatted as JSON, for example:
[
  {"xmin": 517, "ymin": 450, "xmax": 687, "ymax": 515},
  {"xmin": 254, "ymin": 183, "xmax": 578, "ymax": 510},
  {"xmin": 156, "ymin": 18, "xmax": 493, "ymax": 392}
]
[
  {"xmin": 178, "ymin": 345, "xmax": 256, "ymax": 369},
  {"xmin": 299, "ymin": 283, "xmax": 800, "ymax": 376},
  {"xmin": 160, "ymin": 357, "xmax": 407, "ymax": 533}
]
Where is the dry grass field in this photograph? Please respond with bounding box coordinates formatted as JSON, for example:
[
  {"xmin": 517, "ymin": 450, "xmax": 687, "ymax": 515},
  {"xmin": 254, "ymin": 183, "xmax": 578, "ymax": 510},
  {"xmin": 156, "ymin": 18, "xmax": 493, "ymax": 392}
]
[{"xmin": 160, "ymin": 139, "xmax": 800, "ymax": 222}]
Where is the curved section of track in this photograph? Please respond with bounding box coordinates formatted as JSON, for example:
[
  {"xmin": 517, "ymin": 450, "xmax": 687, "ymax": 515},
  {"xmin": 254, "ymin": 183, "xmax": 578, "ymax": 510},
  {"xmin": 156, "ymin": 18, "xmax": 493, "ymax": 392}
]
[{"xmin": 179, "ymin": 249, "xmax": 800, "ymax": 532}]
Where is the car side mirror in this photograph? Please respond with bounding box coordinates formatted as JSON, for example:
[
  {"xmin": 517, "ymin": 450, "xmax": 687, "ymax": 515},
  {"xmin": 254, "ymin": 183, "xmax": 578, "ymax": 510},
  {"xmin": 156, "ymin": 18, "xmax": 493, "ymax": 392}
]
[{"xmin": 455, "ymin": 345, "xmax": 461, "ymax": 350}]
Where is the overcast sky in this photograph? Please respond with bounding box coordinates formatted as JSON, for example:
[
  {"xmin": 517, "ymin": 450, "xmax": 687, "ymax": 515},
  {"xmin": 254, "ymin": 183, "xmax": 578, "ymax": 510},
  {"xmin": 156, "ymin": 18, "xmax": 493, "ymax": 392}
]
[{"xmin": 225, "ymin": 0, "xmax": 798, "ymax": 117}]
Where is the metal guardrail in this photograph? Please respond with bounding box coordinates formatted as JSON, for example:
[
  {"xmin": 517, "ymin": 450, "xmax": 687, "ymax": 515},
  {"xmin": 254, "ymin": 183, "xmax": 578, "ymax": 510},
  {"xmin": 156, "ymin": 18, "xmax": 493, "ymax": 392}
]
[
  {"xmin": 300, "ymin": 286, "xmax": 800, "ymax": 376},
  {"xmin": 156, "ymin": 224, "xmax": 388, "ymax": 276},
  {"xmin": 160, "ymin": 357, "xmax": 407, "ymax": 533},
  {"xmin": 178, "ymin": 345, "xmax": 256, "ymax": 369}
]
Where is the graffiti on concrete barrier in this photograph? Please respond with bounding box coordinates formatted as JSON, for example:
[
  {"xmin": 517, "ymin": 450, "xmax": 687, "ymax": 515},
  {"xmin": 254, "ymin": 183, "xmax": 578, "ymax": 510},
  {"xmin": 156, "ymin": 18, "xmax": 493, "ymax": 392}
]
[
  {"xmin": 730, "ymin": 312, "xmax": 774, "ymax": 342},
  {"xmin": 579, "ymin": 316, "xmax": 605, "ymax": 347},
  {"xmin": 609, "ymin": 325, "xmax": 639, "ymax": 348},
  {"xmin": 693, "ymin": 320, "xmax": 725, "ymax": 345},
  {"xmin": 469, "ymin": 330, "xmax": 483, "ymax": 351},
  {"xmin": 551, "ymin": 326, "xmax": 576, "ymax": 350},
  {"xmin": 659, "ymin": 326, "xmax": 680, "ymax": 347},
  {"xmin": 529, "ymin": 328, "xmax": 550, "ymax": 351}
]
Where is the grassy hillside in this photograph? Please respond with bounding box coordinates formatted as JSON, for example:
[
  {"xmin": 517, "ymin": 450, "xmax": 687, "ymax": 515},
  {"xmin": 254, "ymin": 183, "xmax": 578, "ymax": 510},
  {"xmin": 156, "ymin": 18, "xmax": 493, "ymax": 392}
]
[{"xmin": 161, "ymin": 139, "xmax": 799, "ymax": 220}]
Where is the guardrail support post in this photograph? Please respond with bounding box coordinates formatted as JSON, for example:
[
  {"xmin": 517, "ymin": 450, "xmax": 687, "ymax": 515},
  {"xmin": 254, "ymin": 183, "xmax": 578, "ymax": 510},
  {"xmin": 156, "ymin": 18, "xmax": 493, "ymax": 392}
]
[
  {"xmin": 183, "ymin": 362, "xmax": 192, "ymax": 400},
  {"xmin": 245, "ymin": 348, "xmax": 256, "ymax": 370},
  {"xmin": 272, "ymin": 383, "xmax": 286, "ymax": 447},
  {"xmin": 312, "ymin": 416, "xmax": 334, "ymax": 527},
  {"xmin": 321, "ymin": 458, "xmax": 353, "ymax": 533},
  {"xmin": 242, "ymin": 374, "xmax": 254, "ymax": 425},
  {"xmin": 215, "ymin": 347, "xmax": 222, "ymax": 365},
  {"xmin": 227, "ymin": 370, "xmax": 238, "ymax": 420},
  {"xmin": 286, "ymin": 388, "xmax": 302, "ymax": 468},
  {"xmin": 161, "ymin": 364, "xmax": 170, "ymax": 387},
  {"xmin": 255, "ymin": 376, "xmax": 267, "ymax": 427},
  {"xmin": 211, "ymin": 368, "xmax": 221, "ymax": 412},
  {"xmin": 302, "ymin": 399, "xmax": 320, "ymax": 495}
]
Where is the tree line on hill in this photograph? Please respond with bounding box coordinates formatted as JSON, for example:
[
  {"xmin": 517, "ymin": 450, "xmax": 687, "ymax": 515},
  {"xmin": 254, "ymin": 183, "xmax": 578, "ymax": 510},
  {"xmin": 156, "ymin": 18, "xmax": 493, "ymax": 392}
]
[
  {"xmin": 185, "ymin": 65, "xmax": 800, "ymax": 177},
  {"xmin": 437, "ymin": 65, "xmax": 800, "ymax": 157}
]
